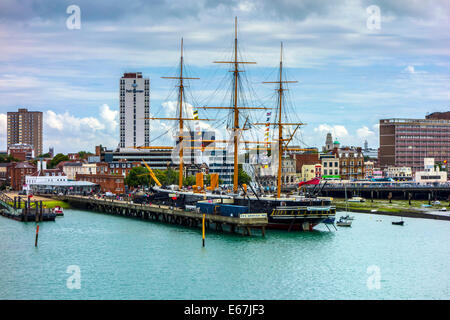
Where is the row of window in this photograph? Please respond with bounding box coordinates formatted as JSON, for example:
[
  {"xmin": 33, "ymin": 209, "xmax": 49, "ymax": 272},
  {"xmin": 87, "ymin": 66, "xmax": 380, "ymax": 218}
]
[{"xmin": 323, "ymin": 161, "xmax": 338, "ymax": 167}]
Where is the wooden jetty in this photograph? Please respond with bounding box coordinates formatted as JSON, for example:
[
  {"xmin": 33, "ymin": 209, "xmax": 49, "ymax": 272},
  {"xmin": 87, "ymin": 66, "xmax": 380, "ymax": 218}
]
[
  {"xmin": 56, "ymin": 195, "xmax": 268, "ymax": 236},
  {"xmin": 0, "ymin": 192, "xmax": 56, "ymax": 222}
]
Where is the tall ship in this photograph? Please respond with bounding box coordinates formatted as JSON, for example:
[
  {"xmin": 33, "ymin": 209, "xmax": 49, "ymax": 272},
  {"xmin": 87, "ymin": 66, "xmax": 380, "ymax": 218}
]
[{"xmin": 136, "ymin": 18, "xmax": 336, "ymax": 231}]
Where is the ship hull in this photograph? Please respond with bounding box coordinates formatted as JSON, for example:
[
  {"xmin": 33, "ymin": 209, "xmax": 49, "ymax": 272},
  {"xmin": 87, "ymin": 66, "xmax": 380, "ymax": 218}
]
[{"xmin": 145, "ymin": 187, "xmax": 335, "ymax": 231}]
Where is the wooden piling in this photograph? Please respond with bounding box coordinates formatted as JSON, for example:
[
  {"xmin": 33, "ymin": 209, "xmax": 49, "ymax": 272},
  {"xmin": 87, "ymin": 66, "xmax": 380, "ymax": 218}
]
[
  {"xmin": 35, "ymin": 224, "xmax": 39, "ymax": 247},
  {"xmin": 202, "ymin": 213, "xmax": 206, "ymax": 247}
]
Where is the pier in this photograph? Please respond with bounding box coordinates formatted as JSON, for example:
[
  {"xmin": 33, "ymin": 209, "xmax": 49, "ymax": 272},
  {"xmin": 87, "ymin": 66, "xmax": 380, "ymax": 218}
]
[
  {"xmin": 303, "ymin": 184, "xmax": 450, "ymax": 201},
  {"xmin": 56, "ymin": 195, "xmax": 268, "ymax": 236},
  {"xmin": 0, "ymin": 192, "xmax": 56, "ymax": 222}
]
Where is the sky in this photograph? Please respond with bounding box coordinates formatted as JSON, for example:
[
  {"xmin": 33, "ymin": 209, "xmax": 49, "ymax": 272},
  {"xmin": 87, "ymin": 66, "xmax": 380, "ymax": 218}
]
[{"xmin": 0, "ymin": 0, "xmax": 449, "ymax": 154}]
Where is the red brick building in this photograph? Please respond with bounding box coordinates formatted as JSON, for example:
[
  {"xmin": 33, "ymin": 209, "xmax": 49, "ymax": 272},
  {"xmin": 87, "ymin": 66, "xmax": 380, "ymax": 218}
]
[
  {"xmin": 10, "ymin": 162, "xmax": 36, "ymax": 190},
  {"xmin": 8, "ymin": 144, "xmax": 34, "ymax": 161},
  {"xmin": 293, "ymin": 153, "xmax": 319, "ymax": 173},
  {"xmin": 76, "ymin": 174, "xmax": 125, "ymax": 194},
  {"xmin": 102, "ymin": 160, "xmax": 142, "ymax": 176},
  {"xmin": 333, "ymin": 147, "xmax": 365, "ymax": 180}
]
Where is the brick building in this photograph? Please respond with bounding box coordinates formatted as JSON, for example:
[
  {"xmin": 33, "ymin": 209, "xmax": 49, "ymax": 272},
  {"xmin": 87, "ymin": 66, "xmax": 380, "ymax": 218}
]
[
  {"xmin": 103, "ymin": 160, "xmax": 142, "ymax": 176},
  {"xmin": 10, "ymin": 162, "xmax": 36, "ymax": 190},
  {"xmin": 379, "ymin": 114, "xmax": 450, "ymax": 175},
  {"xmin": 293, "ymin": 153, "xmax": 320, "ymax": 174},
  {"xmin": 76, "ymin": 174, "xmax": 125, "ymax": 194},
  {"xmin": 7, "ymin": 108, "xmax": 43, "ymax": 157},
  {"xmin": 7, "ymin": 143, "xmax": 34, "ymax": 161},
  {"xmin": 333, "ymin": 147, "xmax": 365, "ymax": 180}
]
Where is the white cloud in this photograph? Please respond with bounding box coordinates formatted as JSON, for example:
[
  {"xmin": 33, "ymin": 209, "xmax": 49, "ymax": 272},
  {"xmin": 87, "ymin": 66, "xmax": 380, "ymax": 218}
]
[
  {"xmin": 99, "ymin": 104, "xmax": 118, "ymax": 132},
  {"xmin": 403, "ymin": 65, "xmax": 415, "ymax": 74},
  {"xmin": 314, "ymin": 124, "xmax": 349, "ymax": 140},
  {"xmin": 356, "ymin": 126, "xmax": 375, "ymax": 138},
  {"xmin": 43, "ymin": 105, "xmax": 119, "ymax": 153},
  {"xmin": 0, "ymin": 113, "xmax": 7, "ymax": 150}
]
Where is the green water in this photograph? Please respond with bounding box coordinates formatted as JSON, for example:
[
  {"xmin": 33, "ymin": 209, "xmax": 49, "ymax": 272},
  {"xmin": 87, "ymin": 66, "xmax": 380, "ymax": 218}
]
[{"xmin": 0, "ymin": 209, "xmax": 449, "ymax": 299}]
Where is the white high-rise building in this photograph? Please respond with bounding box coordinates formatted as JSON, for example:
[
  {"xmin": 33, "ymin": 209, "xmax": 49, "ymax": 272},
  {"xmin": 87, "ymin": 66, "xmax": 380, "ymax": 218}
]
[{"xmin": 119, "ymin": 72, "xmax": 150, "ymax": 149}]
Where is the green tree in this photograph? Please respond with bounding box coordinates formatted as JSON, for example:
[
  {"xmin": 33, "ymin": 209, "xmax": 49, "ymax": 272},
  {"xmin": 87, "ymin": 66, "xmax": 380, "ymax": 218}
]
[
  {"xmin": 152, "ymin": 168, "xmax": 177, "ymax": 185},
  {"xmin": 48, "ymin": 153, "xmax": 69, "ymax": 169},
  {"xmin": 0, "ymin": 154, "xmax": 20, "ymax": 163},
  {"xmin": 125, "ymin": 166, "xmax": 151, "ymax": 187},
  {"xmin": 238, "ymin": 165, "xmax": 252, "ymax": 185},
  {"xmin": 36, "ymin": 153, "xmax": 51, "ymax": 158},
  {"xmin": 183, "ymin": 175, "xmax": 196, "ymax": 186},
  {"xmin": 78, "ymin": 151, "xmax": 93, "ymax": 159}
]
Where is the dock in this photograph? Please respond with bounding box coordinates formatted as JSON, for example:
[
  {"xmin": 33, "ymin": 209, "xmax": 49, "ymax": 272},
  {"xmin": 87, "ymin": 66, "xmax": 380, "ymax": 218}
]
[
  {"xmin": 56, "ymin": 195, "xmax": 268, "ymax": 236},
  {"xmin": 0, "ymin": 192, "xmax": 56, "ymax": 222}
]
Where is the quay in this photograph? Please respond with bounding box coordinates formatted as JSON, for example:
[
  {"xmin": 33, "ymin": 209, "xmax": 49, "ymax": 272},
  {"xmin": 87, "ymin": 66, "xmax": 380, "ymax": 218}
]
[
  {"xmin": 56, "ymin": 195, "xmax": 268, "ymax": 236},
  {"xmin": 0, "ymin": 192, "xmax": 56, "ymax": 222},
  {"xmin": 334, "ymin": 205, "xmax": 450, "ymax": 221},
  {"xmin": 303, "ymin": 184, "xmax": 450, "ymax": 201}
]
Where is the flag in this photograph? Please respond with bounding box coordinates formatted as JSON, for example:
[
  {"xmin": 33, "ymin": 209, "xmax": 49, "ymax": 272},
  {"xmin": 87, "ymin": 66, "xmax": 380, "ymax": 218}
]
[{"xmin": 298, "ymin": 177, "xmax": 321, "ymax": 187}]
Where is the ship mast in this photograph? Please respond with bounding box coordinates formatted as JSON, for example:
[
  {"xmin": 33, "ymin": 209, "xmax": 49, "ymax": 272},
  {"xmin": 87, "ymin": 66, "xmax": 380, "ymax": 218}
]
[
  {"xmin": 204, "ymin": 17, "xmax": 271, "ymax": 193},
  {"xmin": 260, "ymin": 43, "xmax": 303, "ymax": 198},
  {"xmin": 142, "ymin": 38, "xmax": 210, "ymax": 189}
]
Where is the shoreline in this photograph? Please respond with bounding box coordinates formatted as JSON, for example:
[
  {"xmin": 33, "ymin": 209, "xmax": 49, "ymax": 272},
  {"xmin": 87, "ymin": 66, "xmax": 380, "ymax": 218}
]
[{"xmin": 334, "ymin": 199, "xmax": 450, "ymax": 221}]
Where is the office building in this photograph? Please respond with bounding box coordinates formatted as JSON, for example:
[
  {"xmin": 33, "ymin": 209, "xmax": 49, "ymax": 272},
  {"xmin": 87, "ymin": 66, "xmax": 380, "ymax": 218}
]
[{"xmin": 379, "ymin": 114, "xmax": 450, "ymax": 174}]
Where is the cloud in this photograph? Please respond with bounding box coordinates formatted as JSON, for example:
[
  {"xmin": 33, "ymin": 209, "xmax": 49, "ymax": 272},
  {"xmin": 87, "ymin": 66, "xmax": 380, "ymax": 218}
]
[
  {"xmin": 43, "ymin": 105, "xmax": 119, "ymax": 153},
  {"xmin": 99, "ymin": 104, "xmax": 118, "ymax": 131},
  {"xmin": 403, "ymin": 65, "xmax": 415, "ymax": 74},
  {"xmin": 356, "ymin": 126, "xmax": 375, "ymax": 138},
  {"xmin": 0, "ymin": 113, "xmax": 7, "ymax": 150},
  {"xmin": 314, "ymin": 124, "xmax": 349, "ymax": 140},
  {"xmin": 1, "ymin": 0, "xmax": 449, "ymax": 153}
]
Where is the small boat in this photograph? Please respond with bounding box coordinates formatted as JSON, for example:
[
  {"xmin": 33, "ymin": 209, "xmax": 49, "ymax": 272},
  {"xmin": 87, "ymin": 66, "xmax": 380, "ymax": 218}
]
[
  {"xmin": 370, "ymin": 209, "xmax": 378, "ymax": 213},
  {"xmin": 348, "ymin": 197, "xmax": 365, "ymax": 203},
  {"xmin": 52, "ymin": 206, "xmax": 64, "ymax": 216},
  {"xmin": 439, "ymin": 207, "xmax": 447, "ymax": 212},
  {"xmin": 336, "ymin": 217, "xmax": 352, "ymax": 227},
  {"xmin": 392, "ymin": 217, "xmax": 404, "ymax": 225},
  {"xmin": 341, "ymin": 214, "xmax": 354, "ymax": 220}
]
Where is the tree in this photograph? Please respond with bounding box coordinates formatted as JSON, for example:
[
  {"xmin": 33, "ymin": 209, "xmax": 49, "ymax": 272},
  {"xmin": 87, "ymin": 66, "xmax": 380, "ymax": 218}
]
[
  {"xmin": 48, "ymin": 153, "xmax": 69, "ymax": 169},
  {"xmin": 125, "ymin": 166, "xmax": 151, "ymax": 188},
  {"xmin": 0, "ymin": 154, "xmax": 20, "ymax": 163},
  {"xmin": 152, "ymin": 168, "xmax": 179, "ymax": 186},
  {"xmin": 183, "ymin": 175, "xmax": 196, "ymax": 186},
  {"xmin": 238, "ymin": 165, "xmax": 252, "ymax": 185},
  {"xmin": 78, "ymin": 151, "xmax": 93, "ymax": 159},
  {"xmin": 36, "ymin": 153, "xmax": 51, "ymax": 158}
]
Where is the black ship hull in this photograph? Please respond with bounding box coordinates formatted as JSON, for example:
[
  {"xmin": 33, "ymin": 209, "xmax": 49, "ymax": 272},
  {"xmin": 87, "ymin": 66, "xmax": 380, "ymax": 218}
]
[{"xmin": 144, "ymin": 187, "xmax": 336, "ymax": 231}]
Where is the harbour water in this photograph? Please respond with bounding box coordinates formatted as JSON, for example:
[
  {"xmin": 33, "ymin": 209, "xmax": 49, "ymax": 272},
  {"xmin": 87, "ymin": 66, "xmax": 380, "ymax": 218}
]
[{"xmin": 0, "ymin": 208, "xmax": 449, "ymax": 299}]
